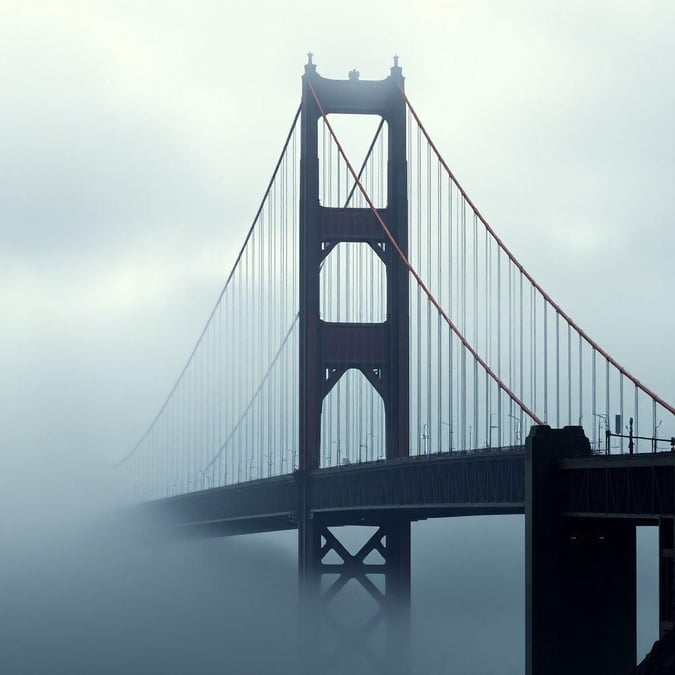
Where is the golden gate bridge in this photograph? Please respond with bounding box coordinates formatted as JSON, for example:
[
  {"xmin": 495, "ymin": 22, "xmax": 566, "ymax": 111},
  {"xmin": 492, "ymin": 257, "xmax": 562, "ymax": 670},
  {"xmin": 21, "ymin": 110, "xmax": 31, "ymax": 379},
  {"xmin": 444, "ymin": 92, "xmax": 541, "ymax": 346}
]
[{"xmin": 114, "ymin": 56, "xmax": 675, "ymax": 675}]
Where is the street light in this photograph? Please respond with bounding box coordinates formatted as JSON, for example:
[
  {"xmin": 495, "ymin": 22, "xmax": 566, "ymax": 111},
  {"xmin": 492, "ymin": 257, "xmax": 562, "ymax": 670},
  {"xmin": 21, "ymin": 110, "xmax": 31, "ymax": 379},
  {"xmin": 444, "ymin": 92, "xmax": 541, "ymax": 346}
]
[
  {"xmin": 507, "ymin": 413, "xmax": 521, "ymax": 445},
  {"xmin": 330, "ymin": 440, "xmax": 341, "ymax": 467},
  {"xmin": 367, "ymin": 432, "xmax": 380, "ymax": 461},
  {"xmin": 593, "ymin": 413, "xmax": 609, "ymax": 454},
  {"xmin": 441, "ymin": 421, "xmax": 453, "ymax": 453},
  {"xmin": 654, "ymin": 420, "xmax": 663, "ymax": 453},
  {"xmin": 422, "ymin": 423, "xmax": 430, "ymax": 455},
  {"xmin": 487, "ymin": 413, "xmax": 498, "ymax": 449}
]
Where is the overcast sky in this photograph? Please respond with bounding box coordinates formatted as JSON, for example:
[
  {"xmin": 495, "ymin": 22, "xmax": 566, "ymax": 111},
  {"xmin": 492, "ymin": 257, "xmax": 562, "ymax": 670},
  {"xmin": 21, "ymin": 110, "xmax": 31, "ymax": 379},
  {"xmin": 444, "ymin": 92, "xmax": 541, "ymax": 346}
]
[{"xmin": 1, "ymin": 1, "xmax": 673, "ymax": 672}]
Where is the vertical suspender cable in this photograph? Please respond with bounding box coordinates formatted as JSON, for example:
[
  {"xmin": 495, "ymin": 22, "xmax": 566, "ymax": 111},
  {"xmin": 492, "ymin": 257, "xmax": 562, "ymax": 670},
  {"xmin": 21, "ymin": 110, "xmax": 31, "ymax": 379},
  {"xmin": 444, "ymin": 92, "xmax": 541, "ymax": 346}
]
[
  {"xmin": 567, "ymin": 323, "xmax": 571, "ymax": 426},
  {"xmin": 485, "ymin": 223, "xmax": 489, "ymax": 445},
  {"xmin": 592, "ymin": 349, "xmax": 597, "ymax": 450},
  {"xmin": 416, "ymin": 125, "xmax": 422, "ymax": 452},
  {"xmin": 510, "ymin": 265, "xmax": 515, "ymax": 443},
  {"xmin": 578, "ymin": 333, "xmax": 583, "ymax": 428},
  {"xmin": 619, "ymin": 373, "xmax": 624, "ymax": 453},
  {"xmin": 218, "ymin": 302, "xmax": 224, "ymax": 484},
  {"xmin": 555, "ymin": 311, "xmax": 560, "ymax": 427},
  {"xmin": 437, "ymin": 157, "xmax": 442, "ymax": 452},
  {"xmin": 496, "ymin": 247, "xmax": 502, "ymax": 446},
  {"xmin": 519, "ymin": 272, "xmax": 524, "ymax": 441},
  {"xmin": 473, "ymin": 213, "xmax": 478, "ymax": 447},
  {"xmin": 461, "ymin": 198, "xmax": 467, "ymax": 447},
  {"xmin": 427, "ymin": 143, "xmax": 432, "ymax": 452},
  {"xmin": 605, "ymin": 358, "xmax": 610, "ymax": 454},
  {"xmin": 543, "ymin": 300, "xmax": 548, "ymax": 423},
  {"xmin": 634, "ymin": 384, "xmax": 639, "ymax": 453},
  {"xmin": 532, "ymin": 287, "xmax": 537, "ymax": 414},
  {"xmin": 448, "ymin": 174, "xmax": 454, "ymax": 450}
]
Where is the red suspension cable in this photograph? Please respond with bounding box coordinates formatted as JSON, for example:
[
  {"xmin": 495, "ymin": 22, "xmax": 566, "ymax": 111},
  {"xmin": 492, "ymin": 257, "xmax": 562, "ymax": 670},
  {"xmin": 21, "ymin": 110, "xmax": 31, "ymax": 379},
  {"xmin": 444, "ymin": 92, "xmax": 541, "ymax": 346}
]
[
  {"xmin": 307, "ymin": 81, "xmax": 544, "ymax": 426},
  {"xmin": 399, "ymin": 86, "xmax": 674, "ymax": 418}
]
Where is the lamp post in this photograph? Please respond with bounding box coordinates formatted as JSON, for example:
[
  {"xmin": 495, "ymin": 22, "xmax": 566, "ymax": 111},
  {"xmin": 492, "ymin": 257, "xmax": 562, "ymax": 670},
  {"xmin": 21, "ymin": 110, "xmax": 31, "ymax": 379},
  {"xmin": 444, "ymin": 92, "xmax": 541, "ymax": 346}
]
[
  {"xmin": 593, "ymin": 413, "xmax": 609, "ymax": 454},
  {"xmin": 654, "ymin": 420, "xmax": 663, "ymax": 453},
  {"xmin": 441, "ymin": 421, "xmax": 453, "ymax": 453},
  {"xmin": 330, "ymin": 440, "xmax": 341, "ymax": 467},
  {"xmin": 487, "ymin": 412, "xmax": 498, "ymax": 449},
  {"xmin": 507, "ymin": 413, "xmax": 521, "ymax": 446},
  {"xmin": 367, "ymin": 432, "xmax": 380, "ymax": 461}
]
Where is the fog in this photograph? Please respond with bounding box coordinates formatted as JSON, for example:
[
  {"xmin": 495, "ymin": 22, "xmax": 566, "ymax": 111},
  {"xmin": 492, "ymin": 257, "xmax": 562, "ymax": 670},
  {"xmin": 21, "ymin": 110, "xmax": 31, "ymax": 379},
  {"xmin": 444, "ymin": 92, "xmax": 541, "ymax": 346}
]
[
  {"xmin": 0, "ymin": 468, "xmax": 660, "ymax": 673},
  {"xmin": 1, "ymin": 508, "xmax": 298, "ymax": 673},
  {"xmin": 2, "ymin": 1, "xmax": 673, "ymax": 673},
  {"xmin": 0, "ymin": 488, "xmax": 523, "ymax": 674}
]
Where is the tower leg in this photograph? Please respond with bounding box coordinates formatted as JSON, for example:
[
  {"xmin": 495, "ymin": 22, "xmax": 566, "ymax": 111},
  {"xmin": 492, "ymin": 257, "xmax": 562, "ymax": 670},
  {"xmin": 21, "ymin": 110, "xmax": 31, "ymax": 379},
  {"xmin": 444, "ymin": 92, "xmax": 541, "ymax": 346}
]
[
  {"xmin": 526, "ymin": 425, "xmax": 636, "ymax": 675},
  {"xmin": 659, "ymin": 517, "xmax": 675, "ymax": 637},
  {"xmin": 384, "ymin": 519, "xmax": 411, "ymax": 675},
  {"xmin": 297, "ymin": 470, "xmax": 321, "ymax": 673}
]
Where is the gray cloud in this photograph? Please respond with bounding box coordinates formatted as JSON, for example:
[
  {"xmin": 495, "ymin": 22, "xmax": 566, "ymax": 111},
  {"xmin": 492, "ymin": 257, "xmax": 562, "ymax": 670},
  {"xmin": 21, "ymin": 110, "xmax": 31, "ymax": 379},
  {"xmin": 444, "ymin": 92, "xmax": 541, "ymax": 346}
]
[{"xmin": 1, "ymin": 2, "xmax": 672, "ymax": 672}]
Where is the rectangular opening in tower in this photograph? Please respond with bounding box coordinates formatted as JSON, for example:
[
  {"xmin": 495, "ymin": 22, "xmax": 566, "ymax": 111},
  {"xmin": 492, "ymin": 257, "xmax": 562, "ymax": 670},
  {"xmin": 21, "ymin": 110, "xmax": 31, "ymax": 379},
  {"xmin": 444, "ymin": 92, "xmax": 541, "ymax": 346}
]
[
  {"xmin": 320, "ymin": 242, "xmax": 387, "ymax": 323},
  {"xmin": 318, "ymin": 114, "xmax": 388, "ymax": 209}
]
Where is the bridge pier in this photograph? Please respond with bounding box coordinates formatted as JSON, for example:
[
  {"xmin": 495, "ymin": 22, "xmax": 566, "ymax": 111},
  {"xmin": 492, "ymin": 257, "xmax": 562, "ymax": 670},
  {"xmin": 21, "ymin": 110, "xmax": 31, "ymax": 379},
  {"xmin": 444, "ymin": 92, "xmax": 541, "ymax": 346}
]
[
  {"xmin": 526, "ymin": 425, "xmax": 637, "ymax": 675},
  {"xmin": 298, "ymin": 512, "xmax": 411, "ymax": 674},
  {"xmin": 659, "ymin": 517, "xmax": 675, "ymax": 637}
]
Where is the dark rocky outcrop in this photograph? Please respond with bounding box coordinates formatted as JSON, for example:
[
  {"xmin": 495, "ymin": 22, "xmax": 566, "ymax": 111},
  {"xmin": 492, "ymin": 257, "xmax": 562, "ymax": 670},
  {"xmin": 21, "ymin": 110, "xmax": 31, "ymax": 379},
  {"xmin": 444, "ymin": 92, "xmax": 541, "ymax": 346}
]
[{"xmin": 634, "ymin": 629, "xmax": 675, "ymax": 674}]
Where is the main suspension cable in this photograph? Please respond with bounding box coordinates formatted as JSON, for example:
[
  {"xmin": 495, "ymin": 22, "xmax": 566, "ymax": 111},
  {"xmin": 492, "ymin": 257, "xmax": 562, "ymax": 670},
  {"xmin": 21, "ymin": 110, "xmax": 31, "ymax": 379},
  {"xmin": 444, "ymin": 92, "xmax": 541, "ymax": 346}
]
[
  {"xmin": 398, "ymin": 86, "xmax": 674, "ymax": 417},
  {"xmin": 307, "ymin": 81, "xmax": 543, "ymax": 426},
  {"xmin": 112, "ymin": 104, "xmax": 302, "ymax": 468}
]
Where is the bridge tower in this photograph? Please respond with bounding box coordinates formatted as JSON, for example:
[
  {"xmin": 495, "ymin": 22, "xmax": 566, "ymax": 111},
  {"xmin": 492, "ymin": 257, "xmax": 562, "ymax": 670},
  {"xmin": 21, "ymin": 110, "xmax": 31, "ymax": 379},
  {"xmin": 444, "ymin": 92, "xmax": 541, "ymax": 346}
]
[{"xmin": 297, "ymin": 55, "xmax": 410, "ymax": 673}]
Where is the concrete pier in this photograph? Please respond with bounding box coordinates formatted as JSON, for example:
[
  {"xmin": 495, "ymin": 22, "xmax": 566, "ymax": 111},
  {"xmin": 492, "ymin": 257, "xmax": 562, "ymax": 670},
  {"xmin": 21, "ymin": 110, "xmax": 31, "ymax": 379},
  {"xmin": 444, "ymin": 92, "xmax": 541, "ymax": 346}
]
[{"xmin": 525, "ymin": 425, "xmax": 636, "ymax": 675}]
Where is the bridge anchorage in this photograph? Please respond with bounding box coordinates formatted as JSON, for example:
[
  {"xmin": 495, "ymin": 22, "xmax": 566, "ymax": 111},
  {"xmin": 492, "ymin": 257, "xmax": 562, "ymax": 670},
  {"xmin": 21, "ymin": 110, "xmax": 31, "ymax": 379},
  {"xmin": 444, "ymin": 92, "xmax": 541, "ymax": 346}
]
[{"xmin": 119, "ymin": 55, "xmax": 675, "ymax": 674}]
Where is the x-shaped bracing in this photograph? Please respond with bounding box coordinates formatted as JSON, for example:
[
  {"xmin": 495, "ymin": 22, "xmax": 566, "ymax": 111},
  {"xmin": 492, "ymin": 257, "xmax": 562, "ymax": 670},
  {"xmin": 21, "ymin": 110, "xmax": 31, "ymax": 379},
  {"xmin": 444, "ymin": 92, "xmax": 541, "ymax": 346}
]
[{"xmin": 315, "ymin": 525, "xmax": 393, "ymax": 671}]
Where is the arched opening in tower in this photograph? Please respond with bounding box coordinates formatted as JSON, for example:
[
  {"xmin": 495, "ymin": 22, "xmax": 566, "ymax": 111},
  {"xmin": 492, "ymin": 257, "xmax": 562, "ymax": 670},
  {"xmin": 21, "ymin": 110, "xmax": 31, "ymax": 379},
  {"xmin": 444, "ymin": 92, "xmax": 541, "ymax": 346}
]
[{"xmin": 320, "ymin": 368, "xmax": 386, "ymax": 468}]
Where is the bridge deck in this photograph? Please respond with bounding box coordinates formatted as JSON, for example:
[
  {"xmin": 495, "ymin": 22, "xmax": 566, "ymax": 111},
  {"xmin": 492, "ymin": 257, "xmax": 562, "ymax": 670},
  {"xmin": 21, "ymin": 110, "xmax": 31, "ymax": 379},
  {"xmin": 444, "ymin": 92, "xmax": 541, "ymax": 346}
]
[{"xmin": 126, "ymin": 448, "xmax": 675, "ymax": 538}]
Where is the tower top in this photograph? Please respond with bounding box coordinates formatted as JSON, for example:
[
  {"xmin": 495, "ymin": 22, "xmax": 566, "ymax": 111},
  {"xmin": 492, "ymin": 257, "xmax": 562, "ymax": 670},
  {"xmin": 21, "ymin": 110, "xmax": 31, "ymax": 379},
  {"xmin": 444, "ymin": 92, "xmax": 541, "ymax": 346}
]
[
  {"xmin": 303, "ymin": 54, "xmax": 403, "ymax": 81},
  {"xmin": 305, "ymin": 51, "xmax": 317, "ymax": 75},
  {"xmin": 391, "ymin": 54, "xmax": 403, "ymax": 78}
]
